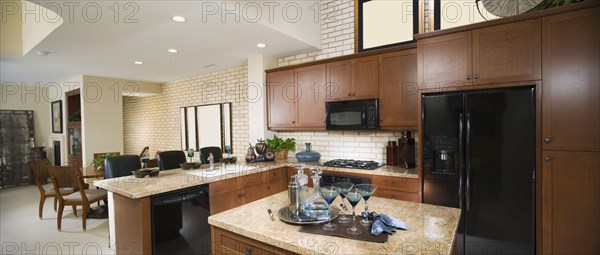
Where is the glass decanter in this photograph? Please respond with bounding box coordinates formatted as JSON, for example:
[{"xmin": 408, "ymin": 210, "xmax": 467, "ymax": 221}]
[{"xmin": 299, "ymin": 167, "xmax": 330, "ymax": 221}]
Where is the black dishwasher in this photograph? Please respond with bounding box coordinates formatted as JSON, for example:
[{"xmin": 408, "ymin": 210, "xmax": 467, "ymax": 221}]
[{"xmin": 152, "ymin": 185, "xmax": 211, "ymax": 255}]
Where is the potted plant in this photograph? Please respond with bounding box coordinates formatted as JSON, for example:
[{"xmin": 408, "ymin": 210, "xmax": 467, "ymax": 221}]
[
  {"xmin": 266, "ymin": 135, "xmax": 296, "ymax": 160},
  {"xmin": 88, "ymin": 152, "xmax": 117, "ymax": 177}
]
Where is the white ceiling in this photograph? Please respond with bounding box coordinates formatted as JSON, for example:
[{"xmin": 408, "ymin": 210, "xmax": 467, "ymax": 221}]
[{"xmin": 0, "ymin": 1, "xmax": 321, "ymax": 84}]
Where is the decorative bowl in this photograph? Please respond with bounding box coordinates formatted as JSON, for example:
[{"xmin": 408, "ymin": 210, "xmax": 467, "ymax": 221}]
[
  {"xmin": 132, "ymin": 168, "xmax": 159, "ymax": 178},
  {"xmin": 180, "ymin": 162, "xmax": 201, "ymax": 170},
  {"xmin": 221, "ymin": 157, "xmax": 237, "ymax": 164}
]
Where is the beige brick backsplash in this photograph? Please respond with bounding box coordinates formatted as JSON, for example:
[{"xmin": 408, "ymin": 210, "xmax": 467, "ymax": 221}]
[{"xmin": 123, "ymin": 65, "xmax": 249, "ymax": 159}]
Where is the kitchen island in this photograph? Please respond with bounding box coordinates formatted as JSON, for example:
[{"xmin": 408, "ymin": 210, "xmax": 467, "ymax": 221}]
[
  {"xmin": 93, "ymin": 160, "xmax": 420, "ymax": 255},
  {"xmin": 209, "ymin": 191, "xmax": 461, "ymax": 255}
]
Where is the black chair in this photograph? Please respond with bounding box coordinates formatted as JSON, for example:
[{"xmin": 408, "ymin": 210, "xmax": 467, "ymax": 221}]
[
  {"xmin": 104, "ymin": 155, "xmax": 141, "ymax": 179},
  {"xmin": 199, "ymin": 147, "xmax": 223, "ymax": 164},
  {"xmin": 157, "ymin": 151, "xmax": 186, "ymax": 170}
]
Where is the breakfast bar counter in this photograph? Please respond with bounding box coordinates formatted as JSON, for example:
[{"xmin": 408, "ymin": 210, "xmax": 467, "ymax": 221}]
[{"xmin": 208, "ymin": 191, "xmax": 461, "ymax": 255}]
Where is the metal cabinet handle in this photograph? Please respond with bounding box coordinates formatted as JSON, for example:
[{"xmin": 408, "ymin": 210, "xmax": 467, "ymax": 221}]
[
  {"xmin": 544, "ymin": 138, "xmax": 552, "ymax": 143},
  {"xmin": 391, "ymin": 195, "xmax": 397, "ymax": 199},
  {"xmin": 544, "ymin": 157, "xmax": 552, "ymax": 162},
  {"xmin": 391, "ymin": 181, "xmax": 396, "ymax": 186},
  {"xmin": 245, "ymin": 246, "xmax": 252, "ymax": 255},
  {"xmin": 291, "ymin": 121, "xmax": 296, "ymax": 124},
  {"xmin": 473, "ymin": 74, "xmax": 479, "ymax": 80},
  {"xmin": 466, "ymin": 74, "xmax": 472, "ymax": 80},
  {"xmin": 237, "ymin": 193, "xmax": 242, "ymax": 198},
  {"xmin": 352, "ymin": 92, "xmax": 357, "ymax": 96},
  {"xmin": 347, "ymin": 92, "xmax": 352, "ymax": 96}
]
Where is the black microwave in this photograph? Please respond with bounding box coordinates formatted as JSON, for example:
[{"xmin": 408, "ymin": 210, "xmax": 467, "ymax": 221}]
[{"xmin": 325, "ymin": 99, "xmax": 380, "ymax": 130}]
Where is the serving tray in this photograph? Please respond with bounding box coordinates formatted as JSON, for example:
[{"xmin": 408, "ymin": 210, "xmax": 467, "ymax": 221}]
[{"xmin": 278, "ymin": 206, "xmax": 340, "ymax": 225}]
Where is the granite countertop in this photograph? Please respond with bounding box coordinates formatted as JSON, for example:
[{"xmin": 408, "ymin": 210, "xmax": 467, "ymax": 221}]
[
  {"xmin": 94, "ymin": 159, "xmax": 418, "ymax": 199},
  {"xmin": 208, "ymin": 191, "xmax": 461, "ymax": 255}
]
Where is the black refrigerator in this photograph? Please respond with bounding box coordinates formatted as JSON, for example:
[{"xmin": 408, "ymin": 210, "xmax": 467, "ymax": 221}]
[{"xmin": 422, "ymin": 86, "xmax": 535, "ymax": 255}]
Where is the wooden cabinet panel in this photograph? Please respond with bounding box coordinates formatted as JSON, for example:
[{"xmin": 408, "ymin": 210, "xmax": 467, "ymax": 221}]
[
  {"xmin": 379, "ymin": 49, "xmax": 419, "ymax": 129},
  {"xmin": 210, "ymin": 189, "xmax": 242, "ymax": 215},
  {"xmin": 373, "ymin": 176, "xmax": 419, "ymax": 193},
  {"xmin": 473, "ymin": 19, "xmax": 541, "ymax": 84},
  {"xmin": 351, "ymin": 56, "xmax": 379, "ymax": 99},
  {"xmin": 267, "ymin": 70, "xmax": 296, "ymax": 129},
  {"xmin": 418, "ymin": 31, "xmax": 472, "ymax": 90},
  {"xmin": 212, "ymin": 227, "xmax": 294, "ymax": 255},
  {"xmin": 241, "ymin": 184, "xmax": 267, "ymax": 205},
  {"xmin": 375, "ymin": 189, "xmax": 420, "ymax": 203},
  {"xmin": 541, "ymin": 151, "xmax": 600, "ymax": 255},
  {"xmin": 295, "ymin": 65, "xmax": 327, "ymax": 128},
  {"xmin": 542, "ymin": 8, "xmax": 600, "ymax": 152},
  {"xmin": 326, "ymin": 60, "xmax": 352, "ymax": 101}
]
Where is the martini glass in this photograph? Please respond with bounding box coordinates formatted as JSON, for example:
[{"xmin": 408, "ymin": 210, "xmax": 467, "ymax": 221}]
[
  {"xmin": 333, "ymin": 182, "xmax": 354, "ymax": 224},
  {"xmin": 355, "ymin": 184, "xmax": 378, "ymax": 226},
  {"xmin": 345, "ymin": 188, "xmax": 363, "ymax": 235},
  {"xmin": 318, "ymin": 185, "xmax": 339, "ymax": 231}
]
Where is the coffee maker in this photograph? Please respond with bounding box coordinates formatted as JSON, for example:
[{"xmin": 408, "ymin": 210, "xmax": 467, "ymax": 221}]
[{"xmin": 428, "ymin": 136, "xmax": 458, "ymax": 175}]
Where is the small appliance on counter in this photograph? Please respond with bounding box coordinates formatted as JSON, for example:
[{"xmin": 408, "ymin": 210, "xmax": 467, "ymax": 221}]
[{"xmin": 322, "ymin": 159, "xmax": 381, "ymax": 170}]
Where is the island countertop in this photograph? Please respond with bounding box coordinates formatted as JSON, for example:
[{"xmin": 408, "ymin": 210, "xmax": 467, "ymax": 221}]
[
  {"xmin": 208, "ymin": 191, "xmax": 461, "ymax": 255},
  {"xmin": 94, "ymin": 159, "xmax": 417, "ymax": 199}
]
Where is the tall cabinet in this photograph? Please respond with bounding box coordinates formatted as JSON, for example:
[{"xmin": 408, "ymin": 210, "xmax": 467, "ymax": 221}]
[
  {"xmin": 66, "ymin": 89, "xmax": 82, "ymax": 167},
  {"xmin": 540, "ymin": 7, "xmax": 599, "ymax": 254}
]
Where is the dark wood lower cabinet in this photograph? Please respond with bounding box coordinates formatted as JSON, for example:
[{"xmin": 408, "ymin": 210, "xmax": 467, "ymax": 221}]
[
  {"xmin": 542, "ymin": 151, "xmax": 600, "ymax": 255},
  {"xmin": 211, "ymin": 227, "xmax": 295, "ymax": 255}
]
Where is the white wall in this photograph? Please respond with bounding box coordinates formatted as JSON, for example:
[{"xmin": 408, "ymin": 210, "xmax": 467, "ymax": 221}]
[{"xmin": 247, "ymin": 55, "xmax": 276, "ymax": 143}]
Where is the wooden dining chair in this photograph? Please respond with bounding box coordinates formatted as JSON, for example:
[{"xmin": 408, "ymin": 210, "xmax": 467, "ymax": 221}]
[
  {"xmin": 28, "ymin": 160, "xmax": 78, "ymax": 219},
  {"xmin": 51, "ymin": 174, "xmax": 108, "ymax": 231}
]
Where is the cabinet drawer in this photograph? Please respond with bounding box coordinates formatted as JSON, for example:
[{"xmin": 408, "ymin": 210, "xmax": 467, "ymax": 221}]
[
  {"xmin": 212, "ymin": 227, "xmax": 293, "ymax": 255},
  {"xmin": 210, "ymin": 177, "xmax": 241, "ymax": 197},
  {"xmin": 239, "ymin": 172, "xmax": 268, "ymax": 190},
  {"xmin": 373, "ymin": 176, "xmax": 419, "ymax": 193},
  {"xmin": 375, "ymin": 189, "xmax": 420, "ymax": 203},
  {"xmin": 269, "ymin": 167, "xmax": 286, "ymax": 182}
]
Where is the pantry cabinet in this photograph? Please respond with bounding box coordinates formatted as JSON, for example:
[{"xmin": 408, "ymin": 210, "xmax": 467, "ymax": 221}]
[
  {"xmin": 541, "ymin": 7, "xmax": 600, "ymax": 152},
  {"xmin": 418, "ymin": 20, "xmax": 541, "ymax": 90}
]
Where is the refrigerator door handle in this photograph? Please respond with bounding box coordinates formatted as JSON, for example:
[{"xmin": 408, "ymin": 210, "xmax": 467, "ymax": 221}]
[
  {"xmin": 466, "ymin": 113, "xmax": 472, "ymax": 212},
  {"xmin": 458, "ymin": 114, "xmax": 464, "ymax": 209}
]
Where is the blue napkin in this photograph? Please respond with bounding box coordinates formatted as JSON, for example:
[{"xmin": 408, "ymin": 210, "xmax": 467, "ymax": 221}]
[{"xmin": 370, "ymin": 214, "xmax": 409, "ymax": 236}]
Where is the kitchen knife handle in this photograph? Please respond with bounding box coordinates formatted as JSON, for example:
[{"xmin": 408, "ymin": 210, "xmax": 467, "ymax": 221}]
[
  {"xmin": 466, "ymin": 113, "xmax": 472, "ymax": 212},
  {"xmin": 458, "ymin": 114, "xmax": 464, "ymax": 210}
]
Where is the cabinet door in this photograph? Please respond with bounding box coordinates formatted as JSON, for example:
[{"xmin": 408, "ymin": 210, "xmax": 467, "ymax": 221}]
[
  {"xmin": 542, "ymin": 8, "xmax": 600, "ymax": 152},
  {"xmin": 296, "ymin": 64, "xmax": 327, "ymax": 128},
  {"xmin": 473, "ymin": 19, "xmax": 541, "ymax": 84},
  {"xmin": 418, "ymin": 31, "xmax": 472, "ymax": 90},
  {"xmin": 351, "ymin": 56, "xmax": 379, "ymax": 99},
  {"xmin": 267, "ymin": 70, "xmax": 296, "ymax": 129},
  {"xmin": 379, "ymin": 49, "xmax": 419, "ymax": 129},
  {"xmin": 209, "ymin": 190, "xmax": 241, "ymax": 215},
  {"xmin": 326, "ymin": 60, "xmax": 352, "ymax": 101},
  {"xmin": 240, "ymin": 184, "xmax": 267, "ymax": 205},
  {"xmin": 542, "ymin": 151, "xmax": 599, "ymax": 255}
]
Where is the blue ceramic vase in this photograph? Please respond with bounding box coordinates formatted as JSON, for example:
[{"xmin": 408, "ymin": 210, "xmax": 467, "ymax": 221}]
[{"xmin": 295, "ymin": 143, "xmax": 321, "ymax": 162}]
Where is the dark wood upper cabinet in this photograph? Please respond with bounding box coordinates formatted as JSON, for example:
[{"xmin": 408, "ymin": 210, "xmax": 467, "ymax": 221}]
[
  {"xmin": 418, "ymin": 20, "xmax": 541, "ymax": 90},
  {"xmin": 379, "ymin": 49, "xmax": 418, "ymax": 129},
  {"xmin": 542, "ymin": 7, "xmax": 600, "ymax": 152},
  {"xmin": 351, "ymin": 55, "xmax": 379, "ymax": 99},
  {"xmin": 541, "ymin": 151, "xmax": 600, "ymax": 255},
  {"xmin": 266, "ymin": 69, "xmax": 295, "ymax": 129},
  {"xmin": 326, "ymin": 60, "xmax": 352, "ymax": 101},
  {"xmin": 296, "ymin": 64, "xmax": 327, "ymax": 128},
  {"xmin": 418, "ymin": 31, "xmax": 472, "ymax": 90},
  {"xmin": 473, "ymin": 19, "xmax": 541, "ymax": 84},
  {"xmin": 325, "ymin": 56, "xmax": 379, "ymax": 101}
]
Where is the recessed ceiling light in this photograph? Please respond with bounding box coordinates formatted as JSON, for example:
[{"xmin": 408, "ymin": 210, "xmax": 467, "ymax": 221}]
[
  {"xmin": 168, "ymin": 49, "xmax": 178, "ymax": 53},
  {"xmin": 172, "ymin": 16, "xmax": 186, "ymax": 22},
  {"xmin": 35, "ymin": 50, "xmax": 49, "ymax": 56},
  {"xmin": 256, "ymin": 43, "xmax": 267, "ymax": 48},
  {"xmin": 134, "ymin": 61, "xmax": 143, "ymax": 65}
]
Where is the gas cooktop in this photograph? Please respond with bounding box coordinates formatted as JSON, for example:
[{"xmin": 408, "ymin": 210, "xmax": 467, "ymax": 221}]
[{"xmin": 322, "ymin": 159, "xmax": 382, "ymax": 170}]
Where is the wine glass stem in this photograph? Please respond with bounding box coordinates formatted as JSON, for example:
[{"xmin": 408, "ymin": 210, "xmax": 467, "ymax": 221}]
[{"xmin": 352, "ymin": 206, "xmax": 356, "ymax": 229}]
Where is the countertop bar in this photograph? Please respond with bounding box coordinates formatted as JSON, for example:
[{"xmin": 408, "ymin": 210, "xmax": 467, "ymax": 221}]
[
  {"xmin": 94, "ymin": 159, "xmax": 418, "ymax": 199},
  {"xmin": 208, "ymin": 191, "xmax": 461, "ymax": 255}
]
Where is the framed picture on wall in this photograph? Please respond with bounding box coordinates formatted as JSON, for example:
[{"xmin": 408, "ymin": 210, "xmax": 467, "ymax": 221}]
[{"xmin": 51, "ymin": 100, "xmax": 63, "ymax": 133}]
